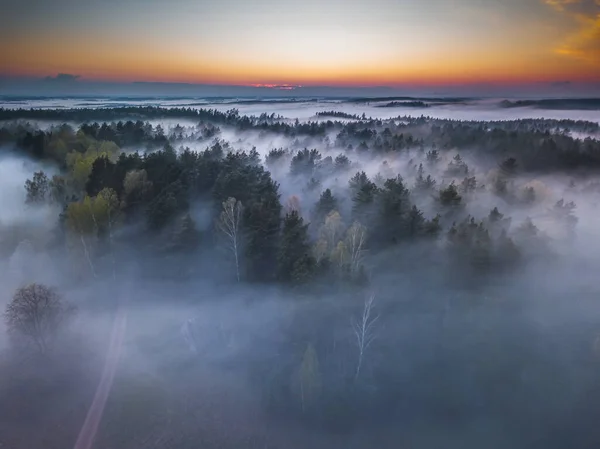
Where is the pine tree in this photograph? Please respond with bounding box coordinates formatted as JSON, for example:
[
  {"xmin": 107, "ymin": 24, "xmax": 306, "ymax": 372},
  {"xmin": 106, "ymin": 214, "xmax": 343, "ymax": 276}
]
[
  {"xmin": 244, "ymin": 195, "xmax": 282, "ymax": 283},
  {"xmin": 352, "ymin": 181, "xmax": 378, "ymax": 225},
  {"xmin": 406, "ymin": 205, "xmax": 425, "ymax": 237},
  {"xmin": 415, "ymin": 164, "xmax": 438, "ymax": 192},
  {"xmin": 426, "ymin": 149, "xmax": 440, "ymax": 164},
  {"xmin": 168, "ymin": 213, "xmax": 201, "ymax": 254},
  {"xmin": 377, "ymin": 176, "xmax": 411, "ymax": 244},
  {"xmin": 439, "ymin": 182, "xmax": 462, "ymax": 207},
  {"xmin": 313, "ymin": 189, "xmax": 338, "ymax": 224},
  {"xmin": 277, "ymin": 211, "xmax": 315, "ymax": 283}
]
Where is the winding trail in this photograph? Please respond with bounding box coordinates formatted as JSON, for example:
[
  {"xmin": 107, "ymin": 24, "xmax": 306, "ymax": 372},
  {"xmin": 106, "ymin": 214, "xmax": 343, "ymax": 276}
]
[{"xmin": 73, "ymin": 303, "xmax": 127, "ymax": 449}]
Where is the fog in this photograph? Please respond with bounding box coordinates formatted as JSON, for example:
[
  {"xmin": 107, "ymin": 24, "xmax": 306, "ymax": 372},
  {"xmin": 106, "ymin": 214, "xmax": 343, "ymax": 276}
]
[
  {"xmin": 1, "ymin": 99, "xmax": 600, "ymax": 449},
  {"xmin": 2, "ymin": 97, "xmax": 600, "ymax": 124}
]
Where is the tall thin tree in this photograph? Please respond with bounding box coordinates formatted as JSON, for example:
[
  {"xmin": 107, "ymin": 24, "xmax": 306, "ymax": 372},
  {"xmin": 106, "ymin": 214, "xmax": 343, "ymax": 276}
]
[
  {"xmin": 352, "ymin": 293, "xmax": 379, "ymax": 380},
  {"xmin": 217, "ymin": 197, "xmax": 243, "ymax": 282},
  {"xmin": 346, "ymin": 221, "xmax": 367, "ymax": 275}
]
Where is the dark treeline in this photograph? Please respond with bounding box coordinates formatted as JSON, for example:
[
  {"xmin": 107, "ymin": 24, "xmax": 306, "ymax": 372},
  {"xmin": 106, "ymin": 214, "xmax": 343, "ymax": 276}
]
[
  {"xmin": 315, "ymin": 110, "xmax": 364, "ymax": 119},
  {"xmin": 377, "ymin": 101, "xmax": 431, "ymax": 108},
  {"xmin": 500, "ymin": 98, "xmax": 600, "ymax": 110},
  {"xmin": 2, "ymin": 107, "xmax": 599, "ymax": 171}
]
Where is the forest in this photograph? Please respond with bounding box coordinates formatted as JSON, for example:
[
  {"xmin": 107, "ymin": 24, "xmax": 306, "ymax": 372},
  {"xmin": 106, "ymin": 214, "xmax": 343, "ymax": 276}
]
[{"xmin": 1, "ymin": 105, "xmax": 600, "ymax": 448}]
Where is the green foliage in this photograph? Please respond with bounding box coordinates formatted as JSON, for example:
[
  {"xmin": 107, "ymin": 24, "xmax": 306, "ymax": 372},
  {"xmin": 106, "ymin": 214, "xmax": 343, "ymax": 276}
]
[
  {"xmin": 25, "ymin": 171, "xmax": 49, "ymax": 204},
  {"xmin": 121, "ymin": 169, "xmax": 152, "ymax": 215},
  {"xmin": 6, "ymin": 110, "xmax": 573, "ymax": 286},
  {"xmin": 66, "ymin": 188, "xmax": 120, "ymax": 237},
  {"xmin": 49, "ymin": 175, "xmax": 69, "ymax": 205}
]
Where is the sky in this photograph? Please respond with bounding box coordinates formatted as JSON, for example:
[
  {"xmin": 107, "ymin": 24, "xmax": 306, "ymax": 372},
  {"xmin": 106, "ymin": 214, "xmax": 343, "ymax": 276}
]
[{"xmin": 0, "ymin": 0, "xmax": 599, "ymax": 89}]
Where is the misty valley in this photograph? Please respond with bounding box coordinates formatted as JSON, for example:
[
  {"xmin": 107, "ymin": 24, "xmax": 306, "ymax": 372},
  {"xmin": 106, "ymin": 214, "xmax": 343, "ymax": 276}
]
[{"xmin": 2, "ymin": 99, "xmax": 600, "ymax": 449}]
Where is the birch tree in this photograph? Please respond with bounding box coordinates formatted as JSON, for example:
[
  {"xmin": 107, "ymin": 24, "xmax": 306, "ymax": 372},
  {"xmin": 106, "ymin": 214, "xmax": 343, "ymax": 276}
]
[
  {"xmin": 345, "ymin": 221, "xmax": 367, "ymax": 275},
  {"xmin": 65, "ymin": 188, "xmax": 120, "ymax": 278},
  {"xmin": 330, "ymin": 241, "xmax": 349, "ymax": 272},
  {"xmin": 353, "ymin": 294, "xmax": 379, "ymax": 380},
  {"xmin": 313, "ymin": 238, "xmax": 328, "ymax": 264},
  {"xmin": 217, "ymin": 197, "xmax": 243, "ymax": 282},
  {"xmin": 320, "ymin": 210, "xmax": 344, "ymax": 250}
]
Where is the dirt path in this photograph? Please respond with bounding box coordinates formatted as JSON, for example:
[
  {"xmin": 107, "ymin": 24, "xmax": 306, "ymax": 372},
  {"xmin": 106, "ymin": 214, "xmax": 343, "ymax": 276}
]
[{"xmin": 73, "ymin": 304, "xmax": 127, "ymax": 449}]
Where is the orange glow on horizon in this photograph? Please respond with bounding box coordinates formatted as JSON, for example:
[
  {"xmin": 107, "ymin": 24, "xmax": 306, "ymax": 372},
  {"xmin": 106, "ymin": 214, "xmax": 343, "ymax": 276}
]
[
  {"xmin": 1, "ymin": 22, "xmax": 599, "ymax": 88},
  {"xmin": 1, "ymin": 0, "xmax": 599, "ymax": 92}
]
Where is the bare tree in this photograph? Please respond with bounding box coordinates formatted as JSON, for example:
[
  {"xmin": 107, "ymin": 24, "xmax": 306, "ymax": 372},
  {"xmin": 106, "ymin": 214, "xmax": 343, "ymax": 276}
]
[
  {"xmin": 346, "ymin": 221, "xmax": 367, "ymax": 275},
  {"xmin": 216, "ymin": 197, "xmax": 243, "ymax": 282},
  {"xmin": 352, "ymin": 293, "xmax": 379, "ymax": 380},
  {"xmin": 4, "ymin": 283, "xmax": 75, "ymax": 354},
  {"xmin": 293, "ymin": 343, "xmax": 321, "ymax": 412}
]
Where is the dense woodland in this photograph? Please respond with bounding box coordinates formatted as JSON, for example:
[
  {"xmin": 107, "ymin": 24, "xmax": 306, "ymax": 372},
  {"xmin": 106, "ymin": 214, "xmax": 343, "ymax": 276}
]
[{"xmin": 1, "ymin": 106, "xmax": 600, "ymax": 448}]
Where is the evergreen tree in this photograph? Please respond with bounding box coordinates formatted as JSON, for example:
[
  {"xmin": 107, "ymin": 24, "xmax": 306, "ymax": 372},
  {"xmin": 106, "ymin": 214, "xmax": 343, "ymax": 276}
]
[
  {"xmin": 86, "ymin": 156, "xmax": 122, "ymax": 197},
  {"xmin": 244, "ymin": 195, "xmax": 282, "ymax": 283},
  {"xmin": 146, "ymin": 191, "xmax": 178, "ymax": 231},
  {"xmin": 446, "ymin": 154, "xmax": 469, "ymax": 177},
  {"xmin": 351, "ymin": 172, "xmax": 379, "ymax": 224},
  {"xmin": 313, "ymin": 189, "xmax": 338, "ymax": 224},
  {"xmin": 334, "ymin": 154, "xmax": 351, "ymax": 171},
  {"xmin": 171, "ymin": 213, "xmax": 201, "ymax": 253},
  {"xmin": 496, "ymin": 230, "xmax": 520, "ymax": 268},
  {"xmin": 277, "ymin": 210, "xmax": 315, "ymax": 284},
  {"xmin": 426, "ymin": 149, "xmax": 440, "ymax": 165},
  {"xmin": 290, "ymin": 148, "xmax": 322, "ymax": 176},
  {"xmin": 499, "ymin": 157, "xmax": 518, "ymax": 177},
  {"xmin": 414, "ymin": 164, "xmax": 437, "ymax": 192},
  {"xmin": 406, "ymin": 205, "xmax": 426, "ymax": 237},
  {"xmin": 460, "ymin": 176, "xmax": 477, "ymax": 194},
  {"xmin": 423, "ymin": 214, "xmax": 442, "ymax": 237},
  {"xmin": 439, "ymin": 182, "xmax": 462, "ymax": 207},
  {"xmin": 376, "ymin": 176, "xmax": 411, "ymax": 244}
]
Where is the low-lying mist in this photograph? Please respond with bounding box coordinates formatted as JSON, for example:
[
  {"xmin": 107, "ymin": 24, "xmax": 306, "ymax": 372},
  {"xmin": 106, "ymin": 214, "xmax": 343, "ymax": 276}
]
[{"xmin": 1, "ymin": 100, "xmax": 600, "ymax": 449}]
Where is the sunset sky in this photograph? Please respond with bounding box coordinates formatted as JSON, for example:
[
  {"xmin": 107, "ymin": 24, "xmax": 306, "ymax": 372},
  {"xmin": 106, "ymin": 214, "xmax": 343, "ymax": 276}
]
[{"xmin": 0, "ymin": 0, "xmax": 599, "ymax": 87}]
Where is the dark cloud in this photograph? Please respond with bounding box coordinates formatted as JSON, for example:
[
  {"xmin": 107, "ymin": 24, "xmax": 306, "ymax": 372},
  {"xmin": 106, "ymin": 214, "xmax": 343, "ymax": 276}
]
[
  {"xmin": 44, "ymin": 73, "xmax": 81, "ymax": 83},
  {"xmin": 550, "ymin": 80, "xmax": 572, "ymax": 87}
]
